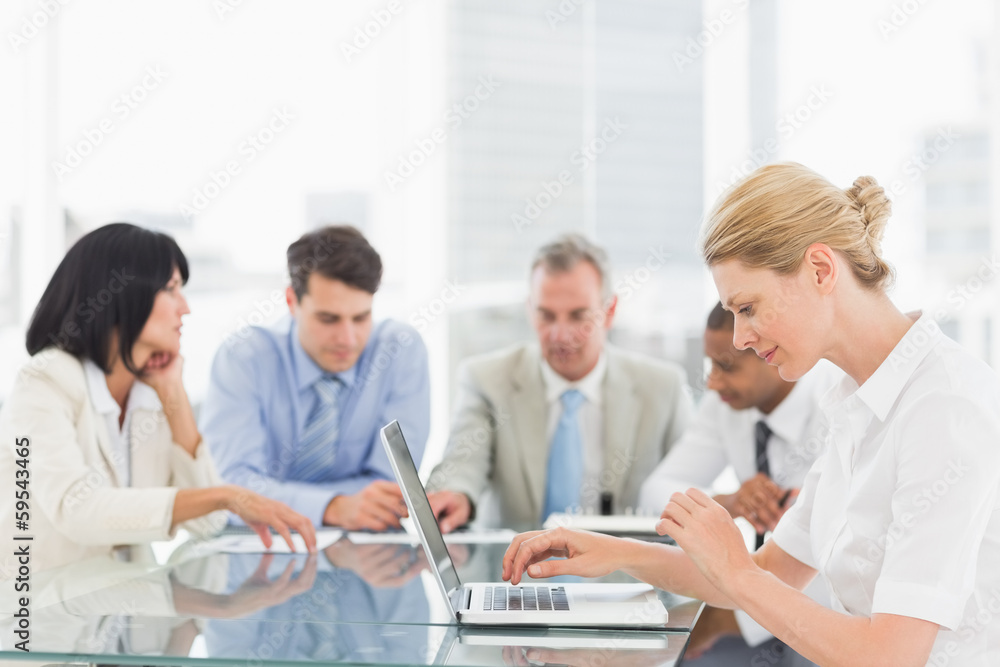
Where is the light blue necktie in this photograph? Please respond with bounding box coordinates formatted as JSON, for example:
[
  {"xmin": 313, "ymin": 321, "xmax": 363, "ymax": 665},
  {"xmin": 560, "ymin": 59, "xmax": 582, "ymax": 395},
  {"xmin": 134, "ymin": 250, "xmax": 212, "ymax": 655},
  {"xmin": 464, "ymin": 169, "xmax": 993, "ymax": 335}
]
[
  {"xmin": 542, "ymin": 389, "xmax": 586, "ymax": 521},
  {"xmin": 289, "ymin": 376, "xmax": 344, "ymax": 483}
]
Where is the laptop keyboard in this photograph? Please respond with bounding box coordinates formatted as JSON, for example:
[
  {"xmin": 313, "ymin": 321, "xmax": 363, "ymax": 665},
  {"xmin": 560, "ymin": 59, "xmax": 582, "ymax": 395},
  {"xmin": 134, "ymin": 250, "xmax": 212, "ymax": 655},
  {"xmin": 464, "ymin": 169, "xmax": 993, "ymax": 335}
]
[{"xmin": 483, "ymin": 585, "xmax": 569, "ymax": 611}]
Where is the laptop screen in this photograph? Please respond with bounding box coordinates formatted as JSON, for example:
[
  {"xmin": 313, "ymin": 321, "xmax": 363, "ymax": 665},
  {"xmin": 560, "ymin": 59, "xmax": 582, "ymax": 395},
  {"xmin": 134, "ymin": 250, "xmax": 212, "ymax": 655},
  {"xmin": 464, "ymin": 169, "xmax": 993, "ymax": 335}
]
[{"xmin": 380, "ymin": 421, "xmax": 463, "ymax": 605}]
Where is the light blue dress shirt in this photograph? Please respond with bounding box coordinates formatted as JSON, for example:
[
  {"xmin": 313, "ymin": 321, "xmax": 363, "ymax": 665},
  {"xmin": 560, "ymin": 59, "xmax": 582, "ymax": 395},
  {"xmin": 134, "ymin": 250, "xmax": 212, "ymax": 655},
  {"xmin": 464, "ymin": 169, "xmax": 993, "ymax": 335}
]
[{"xmin": 201, "ymin": 315, "xmax": 430, "ymax": 525}]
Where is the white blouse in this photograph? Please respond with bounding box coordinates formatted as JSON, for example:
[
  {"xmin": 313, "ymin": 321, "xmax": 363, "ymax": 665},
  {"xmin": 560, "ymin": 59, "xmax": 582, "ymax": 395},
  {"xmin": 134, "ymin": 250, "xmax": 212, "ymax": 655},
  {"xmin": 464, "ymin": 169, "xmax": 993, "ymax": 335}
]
[
  {"xmin": 83, "ymin": 360, "xmax": 163, "ymax": 488},
  {"xmin": 772, "ymin": 313, "xmax": 1000, "ymax": 664}
]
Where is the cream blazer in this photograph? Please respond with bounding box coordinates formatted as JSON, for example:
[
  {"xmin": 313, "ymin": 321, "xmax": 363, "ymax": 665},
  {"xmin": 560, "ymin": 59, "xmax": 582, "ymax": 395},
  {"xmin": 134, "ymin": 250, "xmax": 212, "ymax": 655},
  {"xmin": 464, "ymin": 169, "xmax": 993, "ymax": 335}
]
[{"xmin": 0, "ymin": 349, "xmax": 226, "ymax": 574}]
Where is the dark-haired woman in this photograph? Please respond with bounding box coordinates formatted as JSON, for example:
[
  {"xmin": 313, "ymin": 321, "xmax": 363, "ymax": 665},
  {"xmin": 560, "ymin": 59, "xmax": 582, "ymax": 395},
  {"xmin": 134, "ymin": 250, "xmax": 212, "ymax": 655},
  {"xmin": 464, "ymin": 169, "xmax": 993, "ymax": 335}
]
[{"xmin": 0, "ymin": 223, "xmax": 316, "ymax": 572}]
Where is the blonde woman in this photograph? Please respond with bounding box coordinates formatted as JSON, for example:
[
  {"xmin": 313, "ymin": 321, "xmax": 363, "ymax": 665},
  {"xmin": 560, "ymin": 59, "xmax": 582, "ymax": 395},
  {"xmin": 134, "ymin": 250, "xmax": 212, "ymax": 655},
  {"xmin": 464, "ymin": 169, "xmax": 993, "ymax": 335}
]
[
  {"xmin": 0, "ymin": 223, "xmax": 316, "ymax": 573},
  {"xmin": 503, "ymin": 163, "xmax": 1000, "ymax": 665}
]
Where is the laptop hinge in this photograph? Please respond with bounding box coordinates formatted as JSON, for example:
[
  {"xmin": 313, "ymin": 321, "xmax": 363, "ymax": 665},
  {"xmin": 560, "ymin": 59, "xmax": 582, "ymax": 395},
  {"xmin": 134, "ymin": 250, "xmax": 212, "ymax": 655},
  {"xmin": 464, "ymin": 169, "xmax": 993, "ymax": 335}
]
[{"xmin": 451, "ymin": 587, "xmax": 471, "ymax": 611}]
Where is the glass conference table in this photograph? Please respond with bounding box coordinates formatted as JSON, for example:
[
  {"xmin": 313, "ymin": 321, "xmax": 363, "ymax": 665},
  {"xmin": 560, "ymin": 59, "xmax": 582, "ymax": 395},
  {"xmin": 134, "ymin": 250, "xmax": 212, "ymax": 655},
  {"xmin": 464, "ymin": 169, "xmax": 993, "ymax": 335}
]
[{"xmin": 0, "ymin": 529, "xmax": 815, "ymax": 666}]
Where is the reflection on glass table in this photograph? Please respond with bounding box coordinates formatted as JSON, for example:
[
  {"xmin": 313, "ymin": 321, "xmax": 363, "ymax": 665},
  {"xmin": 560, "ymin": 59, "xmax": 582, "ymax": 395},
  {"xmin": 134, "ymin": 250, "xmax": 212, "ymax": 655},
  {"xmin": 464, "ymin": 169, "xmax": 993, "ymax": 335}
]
[
  {"xmin": 201, "ymin": 545, "xmax": 431, "ymax": 664},
  {"xmin": 0, "ymin": 536, "xmax": 708, "ymax": 665},
  {"xmin": 680, "ymin": 606, "xmax": 818, "ymax": 667},
  {"xmin": 0, "ymin": 543, "xmax": 433, "ymax": 663},
  {"xmin": 433, "ymin": 626, "xmax": 684, "ymax": 666}
]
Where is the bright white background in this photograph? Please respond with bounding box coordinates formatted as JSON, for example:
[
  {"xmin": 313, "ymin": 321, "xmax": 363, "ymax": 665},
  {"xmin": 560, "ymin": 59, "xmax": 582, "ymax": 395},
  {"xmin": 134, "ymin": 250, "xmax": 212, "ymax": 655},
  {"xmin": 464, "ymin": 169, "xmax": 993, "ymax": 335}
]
[{"xmin": 1, "ymin": 0, "xmax": 998, "ymax": 469}]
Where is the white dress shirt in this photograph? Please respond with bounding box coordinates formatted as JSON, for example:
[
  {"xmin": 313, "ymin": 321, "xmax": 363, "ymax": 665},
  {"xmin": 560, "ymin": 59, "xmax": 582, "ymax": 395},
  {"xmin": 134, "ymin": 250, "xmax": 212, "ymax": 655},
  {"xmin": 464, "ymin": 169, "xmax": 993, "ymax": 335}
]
[
  {"xmin": 539, "ymin": 353, "xmax": 607, "ymax": 513},
  {"xmin": 83, "ymin": 360, "xmax": 164, "ymax": 488},
  {"xmin": 638, "ymin": 361, "xmax": 841, "ymax": 514},
  {"xmin": 772, "ymin": 313, "xmax": 1000, "ymax": 664}
]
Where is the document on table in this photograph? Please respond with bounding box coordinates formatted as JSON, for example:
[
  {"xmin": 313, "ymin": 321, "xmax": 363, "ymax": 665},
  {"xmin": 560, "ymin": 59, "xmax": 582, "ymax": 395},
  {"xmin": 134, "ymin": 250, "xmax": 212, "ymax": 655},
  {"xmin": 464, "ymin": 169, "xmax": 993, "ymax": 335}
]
[
  {"xmin": 542, "ymin": 513, "xmax": 661, "ymax": 535},
  {"xmin": 346, "ymin": 528, "xmax": 517, "ymax": 545},
  {"xmin": 192, "ymin": 528, "xmax": 343, "ymax": 554}
]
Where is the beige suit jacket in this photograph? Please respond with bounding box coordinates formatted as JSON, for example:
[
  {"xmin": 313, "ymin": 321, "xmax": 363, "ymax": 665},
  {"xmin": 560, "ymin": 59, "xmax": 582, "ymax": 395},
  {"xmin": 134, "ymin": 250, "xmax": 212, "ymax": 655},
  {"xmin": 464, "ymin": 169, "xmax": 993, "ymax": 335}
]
[
  {"xmin": 0, "ymin": 349, "xmax": 226, "ymax": 574},
  {"xmin": 427, "ymin": 343, "xmax": 692, "ymax": 527}
]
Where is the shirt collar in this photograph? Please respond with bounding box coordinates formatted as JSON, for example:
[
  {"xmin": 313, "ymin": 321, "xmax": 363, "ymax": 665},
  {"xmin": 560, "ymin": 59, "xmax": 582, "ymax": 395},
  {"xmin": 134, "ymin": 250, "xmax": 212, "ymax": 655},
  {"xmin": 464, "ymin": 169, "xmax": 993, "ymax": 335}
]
[
  {"xmin": 289, "ymin": 318, "xmax": 358, "ymax": 392},
  {"xmin": 824, "ymin": 311, "xmax": 942, "ymax": 423},
  {"xmin": 83, "ymin": 360, "xmax": 162, "ymax": 418},
  {"xmin": 84, "ymin": 360, "xmax": 119, "ymax": 417},
  {"xmin": 539, "ymin": 352, "xmax": 607, "ymax": 405}
]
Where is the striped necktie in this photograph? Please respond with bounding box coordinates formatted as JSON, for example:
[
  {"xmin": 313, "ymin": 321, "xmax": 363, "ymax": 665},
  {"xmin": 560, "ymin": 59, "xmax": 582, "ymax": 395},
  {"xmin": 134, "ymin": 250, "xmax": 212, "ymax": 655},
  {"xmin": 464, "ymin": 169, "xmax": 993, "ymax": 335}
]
[
  {"xmin": 754, "ymin": 419, "xmax": 773, "ymax": 549},
  {"xmin": 755, "ymin": 420, "xmax": 772, "ymax": 478},
  {"xmin": 289, "ymin": 376, "xmax": 344, "ymax": 483}
]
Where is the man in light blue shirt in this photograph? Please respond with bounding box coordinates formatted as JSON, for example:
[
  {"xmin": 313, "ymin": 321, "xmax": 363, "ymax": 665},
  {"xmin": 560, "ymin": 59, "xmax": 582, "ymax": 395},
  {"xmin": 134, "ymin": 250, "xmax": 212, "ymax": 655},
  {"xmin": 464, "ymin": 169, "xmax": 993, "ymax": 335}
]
[{"xmin": 201, "ymin": 226, "xmax": 430, "ymax": 530}]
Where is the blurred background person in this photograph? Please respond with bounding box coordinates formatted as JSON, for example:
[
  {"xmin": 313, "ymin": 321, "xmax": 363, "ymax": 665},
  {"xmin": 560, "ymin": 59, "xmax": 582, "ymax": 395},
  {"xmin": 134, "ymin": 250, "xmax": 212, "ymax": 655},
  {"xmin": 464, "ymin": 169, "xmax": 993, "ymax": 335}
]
[
  {"xmin": 428, "ymin": 233, "xmax": 692, "ymax": 531},
  {"xmin": 639, "ymin": 301, "xmax": 838, "ymax": 537},
  {"xmin": 201, "ymin": 226, "xmax": 430, "ymax": 531}
]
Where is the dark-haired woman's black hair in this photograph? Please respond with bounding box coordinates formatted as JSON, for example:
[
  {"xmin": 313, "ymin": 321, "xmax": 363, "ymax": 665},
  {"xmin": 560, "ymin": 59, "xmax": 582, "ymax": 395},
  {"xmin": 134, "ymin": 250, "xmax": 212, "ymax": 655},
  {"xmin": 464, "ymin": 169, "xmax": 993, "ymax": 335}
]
[{"xmin": 26, "ymin": 222, "xmax": 189, "ymax": 375}]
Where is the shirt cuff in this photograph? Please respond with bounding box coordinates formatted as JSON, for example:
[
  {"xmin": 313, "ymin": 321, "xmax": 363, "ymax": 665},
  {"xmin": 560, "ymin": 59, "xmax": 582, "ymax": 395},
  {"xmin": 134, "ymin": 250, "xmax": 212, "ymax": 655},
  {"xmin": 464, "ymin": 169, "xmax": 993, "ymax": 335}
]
[
  {"xmin": 872, "ymin": 579, "xmax": 966, "ymax": 630},
  {"xmin": 134, "ymin": 487, "xmax": 178, "ymax": 541},
  {"xmin": 303, "ymin": 485, "xmax": 347, "ymax": 527}
]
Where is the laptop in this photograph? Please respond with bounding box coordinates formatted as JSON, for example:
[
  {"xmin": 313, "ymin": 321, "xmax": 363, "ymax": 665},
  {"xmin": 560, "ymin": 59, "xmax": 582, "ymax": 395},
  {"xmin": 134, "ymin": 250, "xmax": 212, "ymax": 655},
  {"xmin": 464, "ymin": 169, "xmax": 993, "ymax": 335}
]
[{"xmin": 379, "ymin": 420, "xmax": 670, "ymax": 628}]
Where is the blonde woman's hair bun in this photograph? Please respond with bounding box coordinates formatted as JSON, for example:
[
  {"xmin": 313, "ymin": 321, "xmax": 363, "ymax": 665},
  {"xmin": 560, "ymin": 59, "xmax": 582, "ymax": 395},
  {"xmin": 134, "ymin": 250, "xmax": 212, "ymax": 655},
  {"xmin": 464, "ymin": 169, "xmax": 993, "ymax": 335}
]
[
  {"xmin": 845, "ymin": 175, "xmax": 892, "ymax": 251},
  {"xmin": 700, "ymin": 162, "xmax": 895, "ymax": 292}
]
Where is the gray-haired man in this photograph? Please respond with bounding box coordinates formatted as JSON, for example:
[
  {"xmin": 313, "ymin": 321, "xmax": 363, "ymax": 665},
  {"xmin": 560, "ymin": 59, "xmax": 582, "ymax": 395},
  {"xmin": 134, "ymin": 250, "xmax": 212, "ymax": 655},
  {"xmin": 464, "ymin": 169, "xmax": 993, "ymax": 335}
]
[{"xmin": 427, "ymin": 233, "xmax": 692, "ymax": 531}]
